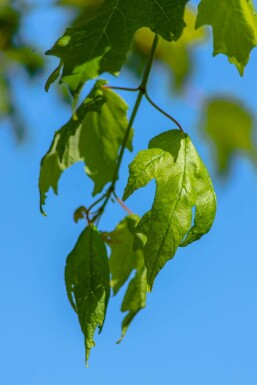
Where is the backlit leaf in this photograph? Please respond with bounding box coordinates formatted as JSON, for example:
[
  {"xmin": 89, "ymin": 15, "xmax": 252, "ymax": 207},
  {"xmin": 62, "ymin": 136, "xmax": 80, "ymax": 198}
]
[
  {"xmin": 46, "ymin": 0, "xmax": 189, "ymax": 96},
  {"xmin": 39, "ymin": 123, "xmax": 82, "ymax": 215},
  {"xmin": 118, "ymin": 265, "xmax": 147, "ymax": 343},
  {"xmin": 108, "ymin": 214, "xmax": 142, "ymax": 294},
  {"xmin": 123, "ymin": 130, "xmax": 216, "ymax": 289},
  {"xmin": 39, "ymin": 80, "xmax": 132, "ymax": 214},
  {"xmin": 196, "ymin": 0, "xmax": 257, "ymax": 74},
  {"xmin": 107, "ymin": 215, "xmax": 147, "ymax": 340},
  {"xmin": 201, "ymin": 98, "xmax": 257, "ymax": 174},
  {"xmin": 65, "ymin": 225, "xmax": 110, "ymax": 365}
]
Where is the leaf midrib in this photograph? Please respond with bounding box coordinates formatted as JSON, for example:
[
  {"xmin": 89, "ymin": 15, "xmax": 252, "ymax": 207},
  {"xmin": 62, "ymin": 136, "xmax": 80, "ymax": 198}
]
[{"xmin": 148, "ymin": 140, "xmax": 188, "ymax": 285}]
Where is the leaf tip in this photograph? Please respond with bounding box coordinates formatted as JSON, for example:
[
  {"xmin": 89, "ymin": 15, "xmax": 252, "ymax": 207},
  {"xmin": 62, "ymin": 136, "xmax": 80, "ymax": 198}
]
[
  {"xmin": 85, "ymin": 347, "xmax": 91, "ymax": 368},
  {"xmin": 44, "ymin": 61, "xmax": 63, "ymax": 92},
  {"xmin": 147, "ymin": 283, "xmax": 152, "ymax": 293},
  {"xmin": 116, "ymin": 335, "xmax": 123, "ymax": 345},
  {"xmin": 40, "ymin": 205, "xmax": 47, "ymax": 216}
]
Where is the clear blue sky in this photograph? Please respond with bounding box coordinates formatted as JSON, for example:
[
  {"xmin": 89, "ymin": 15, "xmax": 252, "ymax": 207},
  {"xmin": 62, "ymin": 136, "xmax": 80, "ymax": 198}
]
[{"xmin": 1, "ymin": 2, "xmax": 257, "ymax": 385}]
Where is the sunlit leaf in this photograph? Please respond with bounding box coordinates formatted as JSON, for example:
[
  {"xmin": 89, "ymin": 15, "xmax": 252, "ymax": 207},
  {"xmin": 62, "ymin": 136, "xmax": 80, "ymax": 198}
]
[
  {"xmin": 118, "ymin": 265, "xmax": 147, "ymax": 343},
  {"xmin": 201, "ymin": 98, "xmax": 257, "ymax": 173},
  {"xmin": 107, "ymin": 215, "xmax": 147, "ymax": 340},
  {"xmin": 65, "ymin": 225, "xmax": 110, "ymax": 365},
  {"xmin": 39, "ymin": 80, "xmax": 132, "ymax": 214},
  {"xmin": 123, "ymin": 130, "xmax": 216, "ymax": 289},
  {"xmin": 46, "ymin": 0, "xmax": 189, "ymax": 96},
  {"xmin": 39, "ymin": 127, "xmax": 82, "ymax": 215},
  {"xmin": 108, "ymin": 214, "xmax": 143, "ymax": 294},
  {"xmin": 196, "ymin": 0, "xmax": 257, "ymax": 74}
]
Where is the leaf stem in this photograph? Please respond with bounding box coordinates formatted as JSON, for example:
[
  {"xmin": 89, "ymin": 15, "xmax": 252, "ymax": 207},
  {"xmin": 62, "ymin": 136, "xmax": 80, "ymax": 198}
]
[
  {"xmin": 88, "ymin": 193, "xmax": 107, "ymax": 212},
  {"xmin": 113, "ymin": 34, "xmax": 159, "ymax": 184},
  {"xmin": 103, "ymin": 85, "xmax": 139, "ymax": 92},
  {"xmin": 139, "ymin": 34, "xmax": 159, "ymax": 90},
  {"xmin": 113, "ymin": 191, "xmax": 133, "ymax": 215},
  {"xmin": 145, "ymin": 90, "xmax": 184, "ymax": 132}
]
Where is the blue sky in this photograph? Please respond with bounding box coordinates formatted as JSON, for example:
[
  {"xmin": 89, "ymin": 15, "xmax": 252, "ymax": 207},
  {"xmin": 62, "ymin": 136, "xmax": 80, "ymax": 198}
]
[{"xmin": 1, "ymin": 2, "xmax": 257, "ymax": 385}]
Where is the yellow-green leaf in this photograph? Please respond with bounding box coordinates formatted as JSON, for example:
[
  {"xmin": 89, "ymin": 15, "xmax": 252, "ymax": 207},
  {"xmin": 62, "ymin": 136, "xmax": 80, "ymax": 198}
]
[
  {"xmin": 118, "ymin": 266, "xmax": 147, "ymax": 343},
  {"xmin": 123, "ymin": 130, "xmax": 216, "ymax": 289},
  {"xmin": 39, "ymin": 80, "xmax": 132, "ymax": 214},
  {"xmin": 201, "ymin": 98, "xmax": 257, "ymax": 173},
  {"xmin": 196, "ymin": 0, "xmax": 257, "ymax": 74},
  {"xmin": 108, "ymin": 214, "xmax": 142, "ymax": 294},
  {"xmin": 107, "ymin": 215, "xmax": 147, "ymax": 341}
]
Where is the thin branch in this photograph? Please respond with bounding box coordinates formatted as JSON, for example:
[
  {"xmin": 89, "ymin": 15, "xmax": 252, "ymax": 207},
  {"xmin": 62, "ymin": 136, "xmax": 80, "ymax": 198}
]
[
  {"xmin": 87, "ymin": 193, "xmax": 107, "ymax": 213},
  {"xmin": 95, "ymin": 34, "xmax": 160, "ymax": 223}
]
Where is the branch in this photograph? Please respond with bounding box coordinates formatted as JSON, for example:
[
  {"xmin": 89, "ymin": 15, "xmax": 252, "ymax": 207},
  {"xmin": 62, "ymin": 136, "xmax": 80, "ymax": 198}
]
[{"xmin": 95, "ymin": 34, "xmax": 160, "ymax": 223}]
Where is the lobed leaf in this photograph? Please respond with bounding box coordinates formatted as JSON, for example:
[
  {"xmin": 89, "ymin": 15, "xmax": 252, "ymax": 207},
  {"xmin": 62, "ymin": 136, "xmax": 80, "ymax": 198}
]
[
  {"xmin": 65, "ymin": 225, "xmax": 110, "ymax": 365},
  {"xmin": 39, "ymin": 80, "xmax": 132, "ymax": 214},
  {"xmin": 107, "ymin": 215, "xmax": 147, "ymax": 340},
  {"xmin": 123, "ymin": 130, "xmax": 216, "ymax": 289},
  {"xmin": 196, "ymin": 0, "xmax": 257, "ymax": 74},
  {"xmin": 201, "ymin": 98, "xmax": 257, "ymax": 174},
  {"xmin": 46, "ymin": 0, "xmax": 189, "ymax": 96}
]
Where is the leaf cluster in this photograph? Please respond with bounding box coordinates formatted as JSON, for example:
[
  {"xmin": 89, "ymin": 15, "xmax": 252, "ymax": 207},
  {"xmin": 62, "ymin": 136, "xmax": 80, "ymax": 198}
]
[{"xmin": 36, "ymin": 0, "xmax": 257, "ymax": 365}]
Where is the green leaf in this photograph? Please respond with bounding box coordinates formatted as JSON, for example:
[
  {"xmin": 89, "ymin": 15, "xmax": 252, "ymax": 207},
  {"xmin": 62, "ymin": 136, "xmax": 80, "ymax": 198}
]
[
  {"xmin": 39, "ymin": 126, "xmax": 82, "ymax": 215},
  {"xmin": 131, "ymin": 7, "xmax": 207, "ymax": 91},
  {"xmin": 5, "ymin": 46, "xmax": 44, "ymax": 76},
  {"xmin": 59, "ymin": 0, "xmax": 103, "ymax": 6},
  {"xmin": 0, "ymin": 76, "xmax": 11, "ymax": 116},
  {"xmin": 107, "ymin": 215, "xmax": 147, "ymax": 341},
  {"xmin": 45, "ymin": 61, "xmax": 63, "ymax": 92},
  {"xmin": 118, "ymin": 265, "xmax": 147, "ymax": 343},
  {"xmin": 39, "ymin": 80, "xmax": 132, "ymax": 214},
  {"xmin": 46, "ymin": 0, "xmax": 189, "ymax": 95},
  {"xmin": 201, "ymin": 98, "xmax": 257, "ymax": 174},
  {"xmin": 65, "ymin": 225, "xmax": 110, "ymax": 366},
  {"xmin": 108, "ymin": 214, "xmax": 144, "ymax": 294},
  {"xmin": 196, "ymin": 0, "xmax": 257, "ymax": 74},
  {"xmin": 0, "ymin": 5, "xmax": 19, "ymax": 50},
  {"xmin": 123, "ymin": 130, "xmax": 216, "ymax": 289}
]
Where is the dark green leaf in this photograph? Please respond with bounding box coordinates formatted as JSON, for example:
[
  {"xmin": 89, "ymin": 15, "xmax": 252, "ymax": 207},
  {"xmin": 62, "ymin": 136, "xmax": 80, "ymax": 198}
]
[
  {"xmin": 65, "ymin": 225, "xmax": 110, "ymax": 365},
  {"xmin": 201, "ymin": 98, "xmax": 257, "ymax": 173},
  {"xmin": 46, "ymin": 0, "xmax": 189, "ymax": 95},
  {"xmin": 123, "ymin": 130, "xmax": 216, "ymax": 289},
  {"xmin": 0, "ymin": 77, "xmax": 11, "ymax": 116},
  {"xmin": 45, "ymin": 61, "xmax": 63, "ymax": 92},
  {"xmin": 196, "ymin": 0, "xmax": 257, "ymax": 74},
  {"xmin": 39, "ymin": 80, "xmax": 132, "ymax": 214},
  {"xmin": 0, "ymin": 5, "xmax": 19, "ymax": 50}
]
